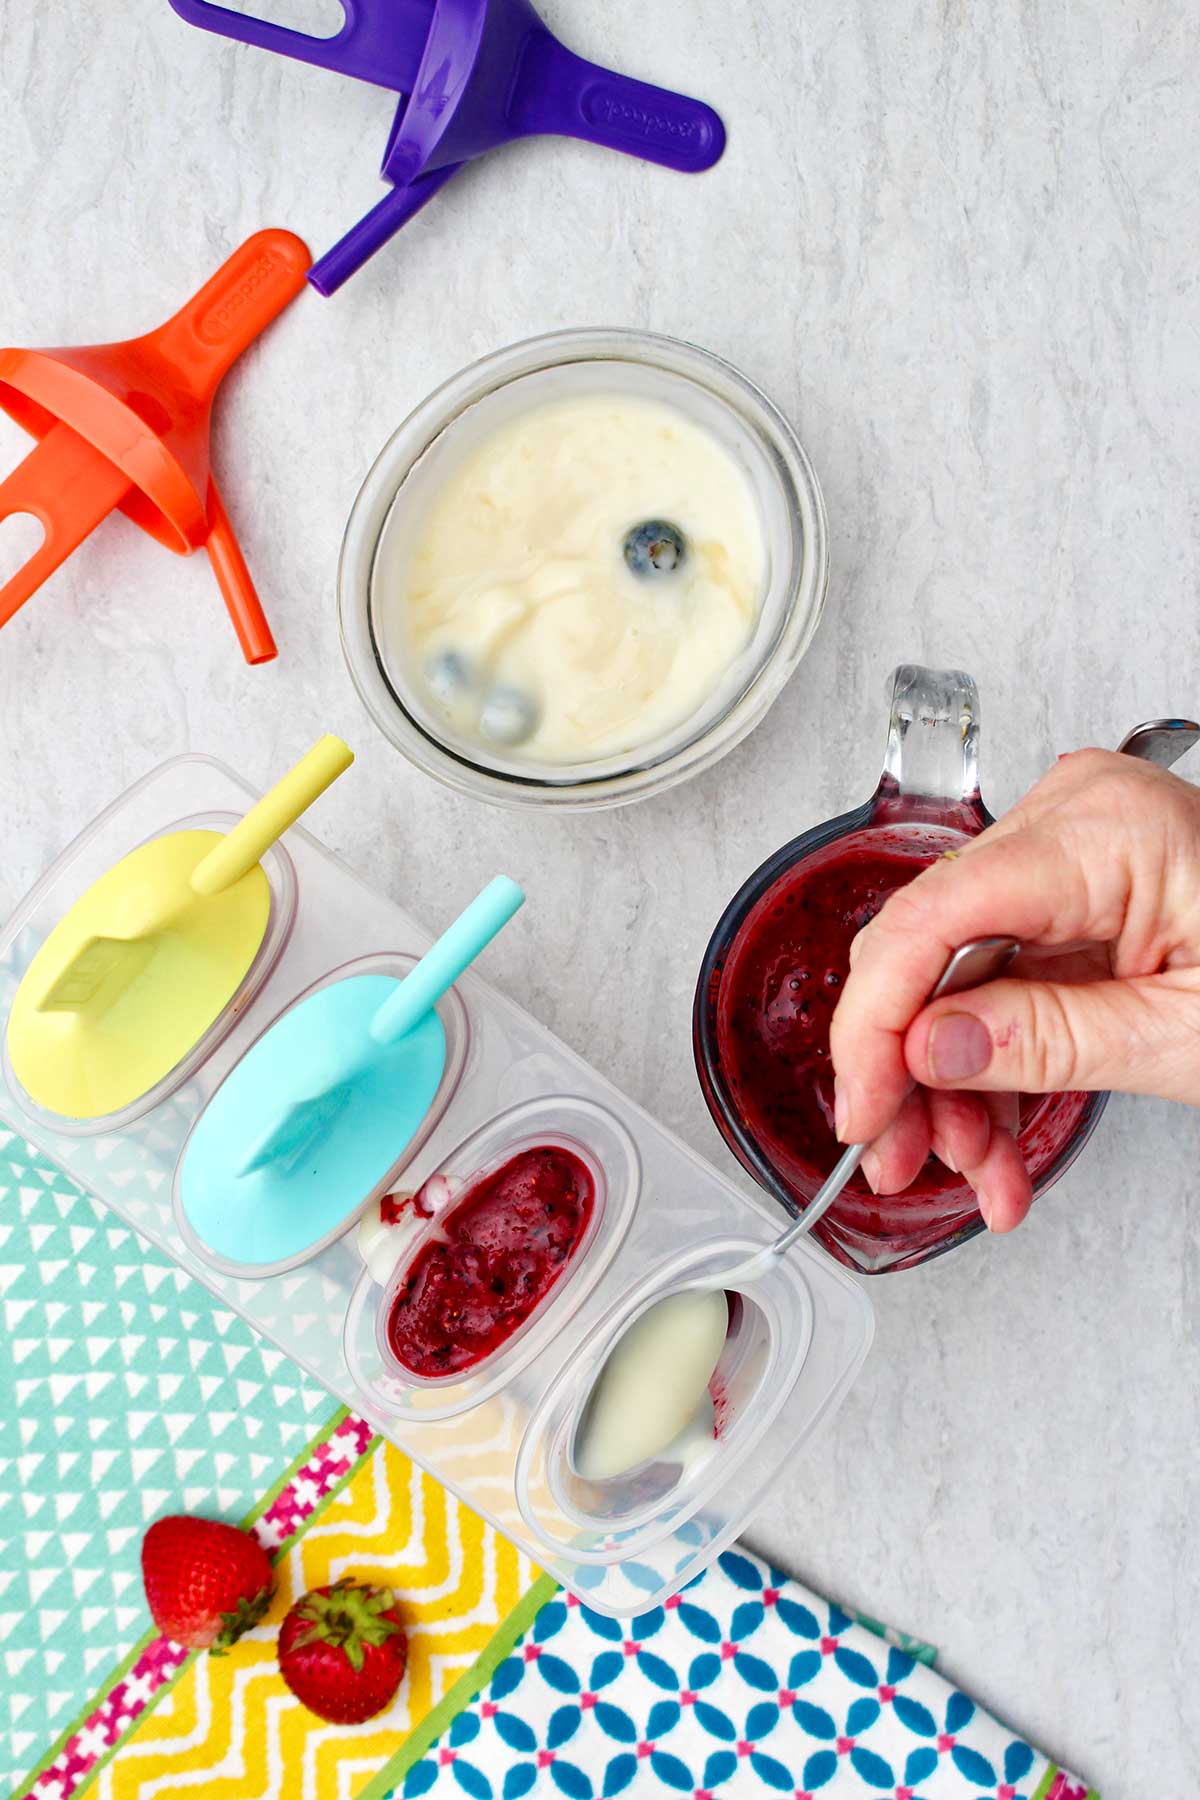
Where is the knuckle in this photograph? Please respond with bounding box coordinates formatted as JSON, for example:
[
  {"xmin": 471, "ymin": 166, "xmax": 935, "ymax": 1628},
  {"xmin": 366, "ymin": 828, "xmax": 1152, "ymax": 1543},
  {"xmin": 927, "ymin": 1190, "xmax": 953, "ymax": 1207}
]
[
  {"xmin": 1056, "ymin": 746, "xmax": 1113, "ymax": 781},
  {"xmin": 874, "ymin": 874, "xmax": 939, "ymax": 936},
  {"xmin": 1090, "ymin": 762, "xmax": 1148, "ymax": 809},
  {"xmin": 1017, "ymin": 986, "xmax": 1083, "ymax": 1091}
]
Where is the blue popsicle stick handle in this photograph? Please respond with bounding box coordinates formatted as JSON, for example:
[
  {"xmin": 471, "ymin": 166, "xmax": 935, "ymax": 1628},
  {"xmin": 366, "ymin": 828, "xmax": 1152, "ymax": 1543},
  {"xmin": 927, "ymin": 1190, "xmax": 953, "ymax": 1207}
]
[
  {"xmin": 166, "ymin": 0, "xmax": 422, "ymax": 92},
  {"xmin": 370, "ymin": 876, "xmax": 525, "ymax": 1046}
]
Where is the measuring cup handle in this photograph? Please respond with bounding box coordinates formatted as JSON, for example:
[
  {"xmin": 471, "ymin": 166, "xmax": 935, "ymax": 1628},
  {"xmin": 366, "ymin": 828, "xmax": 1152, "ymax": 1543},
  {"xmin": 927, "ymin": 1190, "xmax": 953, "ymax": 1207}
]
[
  {"xmin": 512, "ymin": 33, "xmax": 726, "ymax": 173},
  {"xmin": 873, "ymin": 664, "xmax": 989, "ymax": 828},
  {"xmin": 150, "ymin": 230, "xmax": 311, "ymax": 392},
  {"xmin": 166, "ymin": 0, "xmax": 418, "ymax": 91}
]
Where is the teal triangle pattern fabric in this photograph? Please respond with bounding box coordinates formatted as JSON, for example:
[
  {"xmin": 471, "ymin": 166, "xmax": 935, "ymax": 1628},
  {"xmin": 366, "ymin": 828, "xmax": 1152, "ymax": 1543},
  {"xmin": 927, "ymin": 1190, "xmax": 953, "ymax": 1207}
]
[{"xmin": 0, "ymin": 1128, "xmax": 340, "ymax": 1796}]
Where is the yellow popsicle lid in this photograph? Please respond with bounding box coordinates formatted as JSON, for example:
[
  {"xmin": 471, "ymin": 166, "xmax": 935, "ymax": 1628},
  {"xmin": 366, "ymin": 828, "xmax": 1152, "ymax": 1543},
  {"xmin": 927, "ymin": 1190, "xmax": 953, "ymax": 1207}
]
[{"xmin": 6, "ymin": 735, "xmax": 353, "ymax": 1120}]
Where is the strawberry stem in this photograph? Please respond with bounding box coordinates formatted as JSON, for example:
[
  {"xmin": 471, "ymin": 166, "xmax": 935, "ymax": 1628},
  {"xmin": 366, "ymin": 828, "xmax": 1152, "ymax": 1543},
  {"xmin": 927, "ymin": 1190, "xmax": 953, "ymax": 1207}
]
[
  {"xmin": 293, "ymin": 1580, "xmax": 400, "ymax": 1673},
  {"xmin": 213, "ymin": 1583, "xmax": 275, "ymax": 1652}
]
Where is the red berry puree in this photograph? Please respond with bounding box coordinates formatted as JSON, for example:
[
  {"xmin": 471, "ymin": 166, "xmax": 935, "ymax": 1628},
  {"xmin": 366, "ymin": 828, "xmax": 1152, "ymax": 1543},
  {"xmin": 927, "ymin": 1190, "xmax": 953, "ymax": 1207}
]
[
  {"xmin": 715, "ymin": 829, "xmax": 1090, "ymax": 1269},
  {"xmin": 386, "ymin": 1146, "xmax": 595, "ymax": 1377}
]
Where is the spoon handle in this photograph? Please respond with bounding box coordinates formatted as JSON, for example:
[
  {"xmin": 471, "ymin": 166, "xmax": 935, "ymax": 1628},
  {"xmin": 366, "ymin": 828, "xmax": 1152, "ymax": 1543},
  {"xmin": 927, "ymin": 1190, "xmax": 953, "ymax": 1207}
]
[{"xmin": 770, "ymin": 934, "xmax": 1021, "ymax": 1257}]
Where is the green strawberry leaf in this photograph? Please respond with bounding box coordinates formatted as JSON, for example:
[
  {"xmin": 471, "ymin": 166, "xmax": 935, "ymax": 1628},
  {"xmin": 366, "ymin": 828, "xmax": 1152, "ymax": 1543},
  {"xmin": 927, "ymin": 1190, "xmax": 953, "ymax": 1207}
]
[{"xmin": 212, "ymin": 1583, "xmax": 275, "ymax": 1652}]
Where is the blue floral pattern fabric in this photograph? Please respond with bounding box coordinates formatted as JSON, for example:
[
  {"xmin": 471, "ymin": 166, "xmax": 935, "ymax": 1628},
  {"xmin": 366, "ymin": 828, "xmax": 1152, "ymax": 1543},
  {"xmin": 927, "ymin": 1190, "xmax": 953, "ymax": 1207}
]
[{"xmin": 392, "ymin": 1547, "xmax": 1096, "ymax": 1800}]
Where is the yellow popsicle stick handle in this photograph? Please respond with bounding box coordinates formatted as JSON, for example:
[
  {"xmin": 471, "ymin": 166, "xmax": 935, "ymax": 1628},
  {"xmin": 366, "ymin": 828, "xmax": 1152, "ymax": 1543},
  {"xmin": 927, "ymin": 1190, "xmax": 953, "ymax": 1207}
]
[{"xmin": 190, "ymin": 735, "xmax": 355, "ymax": 897}]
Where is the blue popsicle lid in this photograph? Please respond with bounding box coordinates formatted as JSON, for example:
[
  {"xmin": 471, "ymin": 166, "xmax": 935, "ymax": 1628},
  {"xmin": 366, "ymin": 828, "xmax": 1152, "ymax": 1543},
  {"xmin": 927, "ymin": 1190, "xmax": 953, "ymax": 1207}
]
[{"xmin": 175, "ymin": 877, "xmax": 524, "ymax": 1274}]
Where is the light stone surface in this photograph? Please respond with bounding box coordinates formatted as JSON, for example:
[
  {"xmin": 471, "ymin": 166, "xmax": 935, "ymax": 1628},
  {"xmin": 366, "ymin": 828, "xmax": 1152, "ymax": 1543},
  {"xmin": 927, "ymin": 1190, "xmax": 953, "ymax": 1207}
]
[{"xmin": 2, "ymin": 1, "xmax": 1198, "ymax": 1792}]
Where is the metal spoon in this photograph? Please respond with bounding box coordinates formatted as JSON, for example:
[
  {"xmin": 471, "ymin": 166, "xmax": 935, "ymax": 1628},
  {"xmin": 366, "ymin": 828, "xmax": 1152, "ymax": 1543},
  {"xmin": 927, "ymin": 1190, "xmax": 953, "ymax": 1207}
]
[
  {"xmin": 571, "ymin": 713, "xmax": 1199, "ymax": 1485},
  {"xmin": 1117, "ymin": 718, "xmax": 1200, "ymax": 768},
  {"xmin": 570, "ymin": 935, "xmax": 1020, "ymax": 1483}
]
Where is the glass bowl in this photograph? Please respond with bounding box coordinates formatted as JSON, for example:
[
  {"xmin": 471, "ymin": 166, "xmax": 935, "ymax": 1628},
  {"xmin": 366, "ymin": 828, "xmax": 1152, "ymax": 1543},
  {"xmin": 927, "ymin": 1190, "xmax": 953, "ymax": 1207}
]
[{"xmin": 338, "ymin": 328, "xmax": 828, "ymax": 811}]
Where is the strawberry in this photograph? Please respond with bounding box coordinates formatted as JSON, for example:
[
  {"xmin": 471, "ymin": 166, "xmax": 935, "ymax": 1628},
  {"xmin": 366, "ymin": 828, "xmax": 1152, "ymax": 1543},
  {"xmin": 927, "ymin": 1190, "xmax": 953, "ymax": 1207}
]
[
  {"xmin": 141, "ymin": 1515, "xmax": 274, "ymax": 1651},
  {"xmin": 278, "ymin": 1578, "xmax": 407, "ymax": 1723}
]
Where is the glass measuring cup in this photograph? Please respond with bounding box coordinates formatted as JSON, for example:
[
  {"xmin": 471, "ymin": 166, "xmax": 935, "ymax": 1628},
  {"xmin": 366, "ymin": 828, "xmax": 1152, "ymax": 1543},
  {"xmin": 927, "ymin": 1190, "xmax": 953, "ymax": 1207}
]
[{"xmin": 693, "ymin": 664, "xmax": 1104, "ymax": 1274}]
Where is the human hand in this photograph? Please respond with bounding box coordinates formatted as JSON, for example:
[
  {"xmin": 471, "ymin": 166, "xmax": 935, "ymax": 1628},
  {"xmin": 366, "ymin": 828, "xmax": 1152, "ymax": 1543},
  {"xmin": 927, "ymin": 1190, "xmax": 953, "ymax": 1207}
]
[{"xmin": 829, "ymin": 749, "xmax": 1200, "ymax": 1232}]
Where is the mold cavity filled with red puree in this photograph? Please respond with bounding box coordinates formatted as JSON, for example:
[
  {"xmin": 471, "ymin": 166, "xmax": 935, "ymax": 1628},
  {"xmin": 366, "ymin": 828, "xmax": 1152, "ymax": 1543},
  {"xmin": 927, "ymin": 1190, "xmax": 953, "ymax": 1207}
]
[{"xmin": 386, "ymin": 1146, "xmax": 594, "ymax": 1377}]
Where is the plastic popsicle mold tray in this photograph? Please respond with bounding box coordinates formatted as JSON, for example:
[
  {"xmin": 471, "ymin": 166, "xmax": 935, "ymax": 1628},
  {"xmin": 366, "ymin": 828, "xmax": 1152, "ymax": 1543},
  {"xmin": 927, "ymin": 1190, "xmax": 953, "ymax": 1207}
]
[{"xmin": 0, "ymin": 755, "xmax": 874, "ymax": 1616}]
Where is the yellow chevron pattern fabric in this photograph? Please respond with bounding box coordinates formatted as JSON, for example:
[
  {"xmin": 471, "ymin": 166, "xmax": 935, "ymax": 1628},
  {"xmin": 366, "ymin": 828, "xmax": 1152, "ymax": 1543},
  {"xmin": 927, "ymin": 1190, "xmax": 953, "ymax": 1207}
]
[{"xmin": 95, "ymin": 1441, "xmax": 539, "ymax": 1800}]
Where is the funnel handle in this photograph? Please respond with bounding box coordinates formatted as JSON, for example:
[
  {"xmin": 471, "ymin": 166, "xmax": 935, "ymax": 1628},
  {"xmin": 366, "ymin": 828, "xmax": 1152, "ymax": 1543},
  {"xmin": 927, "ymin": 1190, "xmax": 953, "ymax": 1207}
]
[
  {"xmin": 308, "ymin": 165, "xmax": 461, "ymax": 295},
  {"xmin": 0, "ymin": 424, "xmax": 131, "ymax": 629},
  {"xmin": 204, "ymin": 478, "xmax": 277, "ymax": 665},
  {"xmin": 151, "ymin": 230, "xmax": 312, "ymax": 394},
  {"xmin": 512, "ymin": 32, "xmax": 725, "ymax": 173},
  {"xmin": 369, "ymin": 876, "xmax": 525, "ymax": 1045},
  {"xmin": 166, "ymin": 0, "xmax": 421, "ymax": 92},
  {"xmin": 190, "ymin": 735, "xmax": 354, "ymax": 896}
]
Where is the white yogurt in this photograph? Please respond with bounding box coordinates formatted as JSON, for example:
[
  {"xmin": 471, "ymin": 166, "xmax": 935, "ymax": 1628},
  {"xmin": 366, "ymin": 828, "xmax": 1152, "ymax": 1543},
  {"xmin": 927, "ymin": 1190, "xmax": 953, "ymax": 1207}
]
[
  {"xmin": 573, "ymin": 1286, "xmax": 729, "ymax": 1482},
  {"xmin": 395, "ymin": 395, "xmax": 767, "ymax": 765}
]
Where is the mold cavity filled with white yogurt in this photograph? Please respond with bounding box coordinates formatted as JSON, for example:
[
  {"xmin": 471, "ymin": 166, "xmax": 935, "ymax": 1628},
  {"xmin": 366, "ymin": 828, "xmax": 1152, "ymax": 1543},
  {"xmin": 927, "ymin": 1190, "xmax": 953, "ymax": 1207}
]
[
  {"xmin": 573, "ymin": 1286, "xmax": 732, "ymax": 1482},
  {"xmin": 394, "ymin": 394, "xmax": 768, "ymax": 765}
]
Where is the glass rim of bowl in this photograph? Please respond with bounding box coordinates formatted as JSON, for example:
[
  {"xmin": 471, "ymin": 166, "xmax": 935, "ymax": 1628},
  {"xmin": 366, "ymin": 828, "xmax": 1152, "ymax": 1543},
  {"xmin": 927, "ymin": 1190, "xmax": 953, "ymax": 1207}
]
[{"xmin": 337, "ymin": 327, "xmax": 830, "ymax": 812}]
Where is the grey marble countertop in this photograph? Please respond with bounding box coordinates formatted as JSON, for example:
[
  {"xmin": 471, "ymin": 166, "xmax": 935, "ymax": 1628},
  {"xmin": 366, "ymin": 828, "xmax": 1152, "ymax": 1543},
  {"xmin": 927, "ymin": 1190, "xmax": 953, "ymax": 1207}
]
[{"xmin": 2, "ymin": 1, "xmax": 1198, "ymax": 1792}]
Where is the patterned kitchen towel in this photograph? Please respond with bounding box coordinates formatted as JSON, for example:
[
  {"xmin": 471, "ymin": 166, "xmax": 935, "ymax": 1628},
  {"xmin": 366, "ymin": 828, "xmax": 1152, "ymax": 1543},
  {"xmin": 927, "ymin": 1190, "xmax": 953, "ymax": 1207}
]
[
  {"xmin": 384, "ymin": 1548, "xmax": 1097, "ymax": 1800},
  {"xmin": 0, "ymin": 1130, "xmax": 335, "ymax": 1792},
  {"xmin": 63, "ymin": 1437, "xmax": 542, "ymax": 1800},
  {"xmin": 0, "ymin": 1134, "xmax": 541, "ymax": 1800},
  {"xmin": 1, "ymin": 1131, "xmax": 1097, "ymax": 1800}
]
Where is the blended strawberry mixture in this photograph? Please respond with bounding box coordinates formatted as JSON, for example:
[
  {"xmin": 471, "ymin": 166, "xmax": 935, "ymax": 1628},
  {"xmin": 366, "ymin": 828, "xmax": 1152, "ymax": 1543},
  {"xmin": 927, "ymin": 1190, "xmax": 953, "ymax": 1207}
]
[
  {"xmin": 386, "ymin": 1145, "xmax": 594, "ymax": 1377},
  {"xmin": 715, "ymin": 830, "xmax": 1090, "ymax": 1267}
]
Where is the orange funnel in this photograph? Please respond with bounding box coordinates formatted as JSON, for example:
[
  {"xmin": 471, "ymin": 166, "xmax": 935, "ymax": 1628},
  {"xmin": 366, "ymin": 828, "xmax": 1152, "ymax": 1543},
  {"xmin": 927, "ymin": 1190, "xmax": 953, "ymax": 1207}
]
[{"xmin": 0, "ymin": 229, "xmax": 310, "ymax": 665}]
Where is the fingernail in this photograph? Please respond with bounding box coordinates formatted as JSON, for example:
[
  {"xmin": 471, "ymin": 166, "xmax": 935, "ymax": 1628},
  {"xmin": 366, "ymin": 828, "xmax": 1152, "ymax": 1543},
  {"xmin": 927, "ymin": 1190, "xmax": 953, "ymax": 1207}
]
[
  {"xmin": 861, "ymin": 1150, "xmax": 882, "ymax": 1194},
  {"xmin": 928, "ymin": 1013, "xmax": 992, "ymax": 1083},
  {"xmin": 977, "ymin": 1186, "xmax": 994, "ymax": 1231},
  {"xmin": 931, "ymin": 1137, "xmax": 958, "ymax": 1174},
  {"xmin": 834, "ymin": 1081, "xmax": 850, "ymax": 1142}
]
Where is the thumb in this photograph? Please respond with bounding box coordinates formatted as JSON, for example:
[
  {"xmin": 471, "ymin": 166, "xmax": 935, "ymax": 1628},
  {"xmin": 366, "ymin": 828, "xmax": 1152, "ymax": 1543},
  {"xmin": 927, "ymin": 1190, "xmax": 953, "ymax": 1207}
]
[{"xmin": 905, "ymin": 972, "xmax": 1200, "ymax": 1105}]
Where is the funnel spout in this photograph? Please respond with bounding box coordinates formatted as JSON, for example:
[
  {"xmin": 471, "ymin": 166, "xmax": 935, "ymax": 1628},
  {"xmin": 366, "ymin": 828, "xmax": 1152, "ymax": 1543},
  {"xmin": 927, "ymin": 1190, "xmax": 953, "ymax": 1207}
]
[
  {"xmin": 204, "ymin": 479, "xmax": 277, "ymax": 664},
  {"xmin": 308, "ymin": 166, "xmax": 460, "ymax": 296}
]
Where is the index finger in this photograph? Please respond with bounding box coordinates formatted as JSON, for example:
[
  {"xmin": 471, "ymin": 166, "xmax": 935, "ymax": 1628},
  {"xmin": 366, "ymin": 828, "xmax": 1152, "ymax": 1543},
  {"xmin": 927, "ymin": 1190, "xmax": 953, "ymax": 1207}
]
[{"xmin": 829, "ymin": 821, "xmax": 1121, "ymax": 1144}]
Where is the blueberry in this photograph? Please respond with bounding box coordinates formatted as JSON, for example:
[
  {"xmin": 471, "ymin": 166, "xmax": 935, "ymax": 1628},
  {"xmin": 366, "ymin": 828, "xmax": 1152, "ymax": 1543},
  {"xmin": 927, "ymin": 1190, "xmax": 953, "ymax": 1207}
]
[
  {"xmin": 479, "ymin": 684, "xmax": 539, "ymax": 746},
  {"xmin": 623, "ymin": 519, "xmax": 687, "ymax": 577},
  {"xmin": 425, "ymin": 648, "xmax": 474, "ymax": 707}
]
